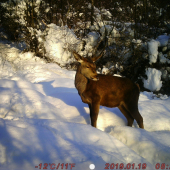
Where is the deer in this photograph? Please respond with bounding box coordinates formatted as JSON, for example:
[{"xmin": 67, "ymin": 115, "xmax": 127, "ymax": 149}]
[{"xmin": 73, "ymin": 51, "xmax": 144, "ymax": 129}]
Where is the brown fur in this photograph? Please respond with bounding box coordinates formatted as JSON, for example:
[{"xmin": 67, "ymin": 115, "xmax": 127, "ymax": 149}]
[{"xmin": 73, "ymin": 52, "xmax": 144, "ymax": 129}]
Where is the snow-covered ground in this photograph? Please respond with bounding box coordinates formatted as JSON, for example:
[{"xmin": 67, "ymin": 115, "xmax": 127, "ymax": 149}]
[{"xmin": 0, "ymin": 43, "xmax": 170, "ymax": 170}]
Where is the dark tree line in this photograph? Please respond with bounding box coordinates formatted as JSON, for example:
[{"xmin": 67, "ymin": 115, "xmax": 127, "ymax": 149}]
[{"xmin": 1, "ymin": 0, "xmax": 170, "ymax": 41}]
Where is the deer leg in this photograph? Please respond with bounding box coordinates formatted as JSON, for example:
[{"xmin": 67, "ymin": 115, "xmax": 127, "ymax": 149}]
[
  {"xmin": 135, "ymin": 111, "xmax": 144, "ymax": 129},
  {"xmin": 131, "ymin": 111, "xmax": 144, "ymax": 129},
  {"xmin": 89, "ymin": 103, "xmax": 100, "ymax": 128},
  {"xmin": 123, "ymin": 103, "xmax": 144, "ymax": 129},
  {"xmin": 118, "ymin": 105, "xmax": 134, "ymax": 127}
]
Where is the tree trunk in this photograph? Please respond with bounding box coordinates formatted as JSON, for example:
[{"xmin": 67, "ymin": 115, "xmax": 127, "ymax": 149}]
[{"xmin": 91, "ymin": 0, "xmax": 94, "ymax": 26}]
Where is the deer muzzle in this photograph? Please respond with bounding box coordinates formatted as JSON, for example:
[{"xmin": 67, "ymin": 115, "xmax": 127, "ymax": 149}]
[{"xmin": 91, "ymin": 75, "xmax": 99, "ymax": 81}]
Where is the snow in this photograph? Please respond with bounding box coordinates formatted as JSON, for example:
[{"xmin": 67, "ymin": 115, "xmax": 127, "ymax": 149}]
[
  {"xmin": 44, "ymin": 24, "xmax": 102, "ymax": 65},
  {"xmin": 81, "ymin": 32, "xmax": 100, "ymax": 55},
  {"xmin": 100, "ymin": 25, "xmax": 119, "ymax": 38},
  {"xmin": 156, "ymin": 35, "xmax": 170, "ymax": 47},
  {"xmin": 44, "ymin": 24, "xmax": 82, "ymax": 66},
  {"xmin": 109, "ymin": 126, "xmax": 170, "ymax": 165},
  {"xmin": 143, "ymin": 68, "xmax": 162, "ymax": 91},
  {"xmin": 159, "ymin": 52, "xmax": 170, "ymax": 64},
  {"xmin": 86, "ymin": 32, "xmax": 100, "ymax": 47},
  {"xmin": 147, "ymin": 40, "xmax": 159, "ymax": 64},
  {"xmin": 148, "ymin": 35, "xmax": 170, "ymax": 64},
  {"xmin": 132, "ymin": 39, "xmax": 142, "ymax": 44},
  {"xmin": 0, "ymin": 43, "xmax": 170, "ymax": 170},
  {"xmin": 101, "ymin": 67, "xmax": 109, "ymax": 74}
]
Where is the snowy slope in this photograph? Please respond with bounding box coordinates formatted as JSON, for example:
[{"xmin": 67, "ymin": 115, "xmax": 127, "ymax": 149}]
[{"xmin": 0, "ymin": 44, "xmax": 170, "ymax": 170}]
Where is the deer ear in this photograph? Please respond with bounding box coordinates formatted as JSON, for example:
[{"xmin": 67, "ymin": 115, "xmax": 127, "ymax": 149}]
[
  {"xmin": 73, "ymin": 52, "xmax": 84, "ymax": 63},
  {"xmin": 91, "ymin": 52, "xmax": 103, "ymax": 62}
]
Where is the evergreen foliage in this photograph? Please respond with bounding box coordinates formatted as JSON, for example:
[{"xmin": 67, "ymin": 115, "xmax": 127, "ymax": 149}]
[{"xmin": 0, "ymin": 0, "xmax": 170, "ymax": 94}]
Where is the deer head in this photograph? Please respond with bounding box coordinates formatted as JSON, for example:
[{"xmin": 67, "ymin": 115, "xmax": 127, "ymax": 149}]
[{"xmin": 73, "ymin": 52, "xmax": 103, "ymax": 81}]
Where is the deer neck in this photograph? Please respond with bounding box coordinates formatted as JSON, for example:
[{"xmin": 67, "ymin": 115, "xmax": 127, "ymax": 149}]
[{"xmin": 75, "ymin": 64, "xmax": 88, "ymax": 95}]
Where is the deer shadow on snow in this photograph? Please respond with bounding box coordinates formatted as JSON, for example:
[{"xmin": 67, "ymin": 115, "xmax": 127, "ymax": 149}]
[{"xmin": 37, "ymin": 80, "xmax": 91, "ymax": 124}]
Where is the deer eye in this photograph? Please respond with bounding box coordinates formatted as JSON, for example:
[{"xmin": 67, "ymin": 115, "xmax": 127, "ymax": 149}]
[{"xmin": 86, "ymin": 66, "xmax": 90, "ymax": 68}]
